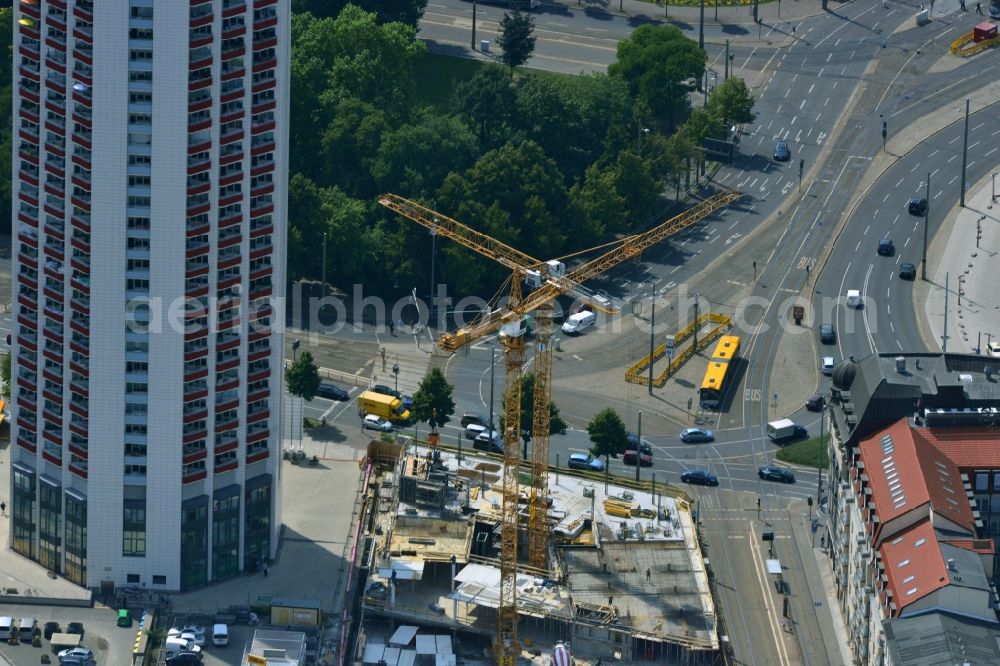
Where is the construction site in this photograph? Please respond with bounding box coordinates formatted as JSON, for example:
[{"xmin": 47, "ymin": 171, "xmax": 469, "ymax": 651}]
[
  {"xmin": 345, "ymin": 191, "xmax": 740, "ymax": 664},
  {"xmin": 353, "ymin": 439, "xmax": 719, "ymax": 665}
]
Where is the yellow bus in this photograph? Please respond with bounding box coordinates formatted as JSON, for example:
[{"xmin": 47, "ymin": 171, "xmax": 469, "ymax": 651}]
[{"xmin": 699, "ymin": 335, "xmax": 741, "ymax": 409}]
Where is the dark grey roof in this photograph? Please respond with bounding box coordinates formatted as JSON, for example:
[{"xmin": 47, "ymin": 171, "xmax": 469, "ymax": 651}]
[
  {"xmin": 885, "ymin": 613, "xmax": 1000, "ymax": 666},
  {"xmin": 830, "ymin": 353, "xmax": 1000, "ymax": 446},
  {"xmin": 832, "ymin": 356, "xmax": 858, "ymax": 390},
  {"xmin": 902, "ymin": 541, "xmax": 996, "ymax": 625}
]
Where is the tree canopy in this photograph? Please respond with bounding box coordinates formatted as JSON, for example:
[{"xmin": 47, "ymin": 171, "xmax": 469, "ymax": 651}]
[
  {"xmin": 587, "ymin": 408, "xmax": 629, "ymax": 461},
  {"xmin": 497, "ymin": 9, "xmax": 536, "ymax": 73},
  {"xmin": 502, "ymin": 372, "xmax": 568, "ymax": 438},
  {"xmin": 292, "ymin": 0, "xmax": 427, "ymax": 26},
  {"xmin": 411, "ymin": 368, "xmax": 456, "ymax": 430},
  {"xmin": 286, "ymin": 351, "xmax": 322, "ymax": 401}
]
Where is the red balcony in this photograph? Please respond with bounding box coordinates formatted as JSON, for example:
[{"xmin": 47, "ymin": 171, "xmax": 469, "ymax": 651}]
[
  {"xmin": 215, "ymin": 461, "xmax": 239, "ymax": 474},
  {"xmin": 218, "ymin": 274, "xmax": 241, "ymax": 291},
  {"xmin": 188, "ymin": 158, "xmax": 211, "ymax": 175},
  {"xmin": 217, "ymin": 335, "xmax": 241, "ymax": 353},
  {"xmin": 183, "ymin": 409, "xmax": 208, "ymax": 425},
  {"xmin": 247, "ymin": 368, "xmax": 269, "ymax": 384},
  {"xmin": 215, "ymin": 439, "xmax": 240, "ymax": 455},
  {"xmin": 248, "ymin": 285, "xmax": 272, "ymax": 302},
  {"xmin": 216, "ymin": 419, "xmax": 239, "ymax": 434},
  {"xmin": 183, "ymin": 470, "xmax": 207, "ymax": 484},
  {"xmin": 189, "ymin": 76, "xmax": 212, "ymax": 93},
  {"xmin": 42, "ymin": 450, "xmax": 62, "ymax": 466},
  {"xmin": 69, "ymin": 464, "xmax": 88, "ymax": 480},
  {"xmin": 222, "ymin": 45, "xmax": 245, "ymax": 61},
  {"xmin": 74, "ymin": 48, "xmax": 92, "ymax": 66},
  {"xmin": 184, "ymin": 367, "xmax": 208, "ymax": 383},
  {"xmin": 183, "ymin": 447, "xmax": 208, "ymax": 465},
  {"xmin": 252, "ymin": 58, "xmax": 277, "ymax": 74},
  {"xmin": 219, "ymin": 150, "xmax": 243, "ymax": 166},
  {"xmin": 247, "ymin": 408, "xmax": 269, "ymax": 425},
  {"xmin": 70, "ymin": 421, "xmax": 87, "ymax": 440},
  {"xmin": 248, "ymin": 328, "xmax": 269, "ymax": 344},
  {"xmin": 216, "ymin": 357, "xmax": 241, "ymax": 374},
  {"xmin": 43, "ymin": 429, "xmax": 62, "ymax": 446},
  {"xmin": 215, "ymin": 396, "xmax": 240, "ymax": 413},
  {"xmin": 17, "ymin": 436, "xmax": 38, "ymax": 453},
  {"xmin": 69, "ymin": 401, "xmax": 87, "ymax": 419},
  {"xmin": 252, "ymin": 99, "xmax": 276, "ymax": 116},
  {"xmin": 69, "ymin": 440, "xmax": 88, "ymax": 457},
  {"xmin": 183, "ymin": 428, "xmax": 208, "ymax": 445},
  {"xmin": 247, "ymin": 428, "xmax": 269, "ymax": 444},
  {"xmin": 222, "ymin": 25, "xmax": 246, "ymax": 40},
  {"xmin": 190, "ymin": 13, "xmax": 213, "ymax": 30},
  {"xmin": 188, "ymin": 139, "xmax": 211, "ymax": 155},
  {"xmin": 246, "ymin": 449, "xmax": 270, "ymax": 465},
  {"xmin": 216, "ymin": 377, "xmax": 239, "ymax": 393},
  {"xmin": 184, "ymin": 325, "xmax": 209, "ymax": 342},
  {"xmin": 247, "ymin": 387, "xmax": 269, "ymax": 404},
  {"xmin": 220, "ymin": 87, "xmax": 244, "ymax": 104}
]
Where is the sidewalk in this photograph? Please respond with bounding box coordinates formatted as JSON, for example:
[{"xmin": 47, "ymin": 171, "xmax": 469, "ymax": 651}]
[
  {"xmin": 923, "ymin": 176, "xmax": 1000, "ymax": 354},
  {"xmin": 786, "ymin": 499, "xmax": 853, "ymax": 666}
]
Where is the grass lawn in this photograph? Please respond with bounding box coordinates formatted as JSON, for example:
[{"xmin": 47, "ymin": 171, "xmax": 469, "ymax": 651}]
[
  {"xmin": 775, "ymin": 433, "xmax": 830, "ymax": 469},
  {"xmin": 412, "ymin": 53, "xmax": 576, "ymax": 112}
]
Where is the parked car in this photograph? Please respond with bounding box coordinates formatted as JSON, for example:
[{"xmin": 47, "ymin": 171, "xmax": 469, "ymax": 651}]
[
  {"xmin": 166, "ymin": 653, "xmax": 202, "ymax": 666},
  {"xmin": 401, "ymin": 395, "xmax": 414, "ymax": 410},
  {"xmin": 317, "ymin": 382, "xmax": 349, "ymax": 401},
  {"xmin": 758, "ymin": 465, "xmax": 796, "ymax": 483},
  {"xmin": 680, "ymin": 427, "xmax": 714, "ymax": 443},
  {"xmin": 567, "ymin": 453, "xmax": 605, "ymax": 472},
  {"xmin": 680, "ymin": 469, "xmax": 719, "ymax": 486},
  {"xmin": 43, "ymin": 622, "xmax": 61, "ymax": 640},
  {"xmin": 821, "ymin": 356, "xmax": 835, "ymax": 375},
  {"xmin": 819, "ymin": 323, "xmax": 836, "ymax": 344},
  {"xmin": 461, "ymin": 412, "xmax": 487, "ymax": 427},
  {"xmin": 908, "ymin": 196, "xmax": 928, "ymax": 216},
  {"xmin": 66, "ymin": 622, "xmax": 84, "ymax": 636},
  {"xmin": 58, "ymin": 648, "xmax": 94, "ymax": 661},
  {"xmin": 988, "ymin": 341, "xmax": 1000, "ymax": 358},
  {"xmin": 899, "ymin": 262, "xmax": 916, "ymax": 280},
  {"xmin": 370, "ymin": 385, "xmax": 401, "ymax": 399},
  {"xmin": 362, "ymin": 414, "xmax": 393, "ymax": 432},
  {"xmin": 877, "ymin": 238, "xmax": 894, "ymax": 256},
  {"xmin": 773, "ymin": 140, "xmax": 791, "ymax": 161}
]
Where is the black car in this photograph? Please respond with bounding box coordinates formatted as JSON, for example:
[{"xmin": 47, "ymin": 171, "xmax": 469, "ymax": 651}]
[
  {"xmin": 877, "ymin": 239, "xmax": 894, "ymax": 256},
  {"xmin": 317, "ymin": 382, "xmax": 349, "ymax": 401},
  {"xmin": 899, "ymin": 263, "xmax": 916, "ymax": 279},
  {"xmin": 908, "ymin": 196, "xmax": 927, "ymax": 216},
  {"xmin": 370, "ymin": 385, "xmax": 401, "ymax": 399},
  {"xmin": 819, "ymin": 323, "xmax": 836, "ymax": 344},
  {"xmin": 44, "ymin": 622, "xmax": 61, "ymax": 640},
  {"xmin": 805, "ymin": 393, "xmax": 825, "ymax": 412},
  {"xmin": 461, "ymin": 412, "xmax": 487, "ymax": 427},
  {"xmin": 166, "ymin": 653, "xmax": 202, "ymax": 666},
  {"xmin": 773, "ymin": 140, "xmax": 790, "ymax": 162},
  {"xmin": 758, "ymin": 465, "xmax": 796, "ymax": 483},
  {"xmin": 681, "ymin": 469, "xmax": 719, "ymax": 486},
  {"xmin": 66, "ymin": 622, "xmax": 84, "ymax": 636}
]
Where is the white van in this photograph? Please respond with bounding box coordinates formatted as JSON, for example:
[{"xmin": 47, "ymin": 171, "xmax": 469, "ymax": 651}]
[
  {"xmin": 164, "ymin": 637, "xmax": 202, "ymax": 657},
  {"xmin": 212, "ymin": 624, "xmax": 229, "ymax": 647},
  {"xmin": 561, "ymin": 310, "xmax": 596, "ymax": 335},
  {"xmin": 846, "ymin": 289, "xmax": 862, "ymax": 308},
  {"xmin": 0, "ymin": 617, "xmax": 14, "ymax": 640},
  {"xmin": 18, "ymin": 617, "xmax": 36, "ymax": 641}
]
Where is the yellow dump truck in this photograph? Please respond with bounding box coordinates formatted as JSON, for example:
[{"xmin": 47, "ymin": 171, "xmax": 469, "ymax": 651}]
[{"xmin": 357, "ymin": 390, "xmax": 411, "ymax": 423}]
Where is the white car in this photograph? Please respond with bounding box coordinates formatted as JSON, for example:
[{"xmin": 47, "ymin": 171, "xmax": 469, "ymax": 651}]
[
  {"xmin": 362, "ymin": 414, "xmax": 393, "ymax": 432},
  {"xmin": 58, "ymin": 648, "xmax": 94, "ymax": 661},
  {"xmin": 821, "ymin": 356, "xmax": 835, "ymax": 375},
  {"xmin": 169, "ymin": 626, "xmax": 206, "ymax": 640},
  {"xmin": 988, "ymin": 341, "xmax": 1000, "ymax": 358}
]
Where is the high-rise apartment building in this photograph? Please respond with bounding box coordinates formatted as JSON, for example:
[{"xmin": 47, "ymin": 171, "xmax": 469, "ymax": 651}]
[{"xmin": 10, "ymin": 0, "xmax": 288, "ymax": 591}]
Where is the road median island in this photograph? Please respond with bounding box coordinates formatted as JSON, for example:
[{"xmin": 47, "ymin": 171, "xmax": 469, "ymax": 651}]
[{"xmin": 774, "ymin": 432, "xmax": 830, "ymax": 469}]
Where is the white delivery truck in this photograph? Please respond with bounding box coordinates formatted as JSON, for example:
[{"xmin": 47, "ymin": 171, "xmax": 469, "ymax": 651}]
[
  {"xmin": 561, "ymin": 310, "xmax": 596, "ymax": 335},
  {"xmin": 767, "ymin": 419, "xmax": 807, "ymax": 443}
]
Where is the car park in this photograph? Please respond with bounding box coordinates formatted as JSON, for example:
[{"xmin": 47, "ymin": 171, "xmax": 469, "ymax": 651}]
[
  {"xmin": 567, "ymin": 453, "xmax": 605, "ymax": 472},
  {"xmin": 821, "ymin": 356, "xmax": 835, "ymax": 375},
  {"xmin": 758, "ymin": 465, "xmax": 796, "ymax": 483},
  {"xmin": 908, "ymin": 196, "xmax": 927, "ymax": 216},
  {"xmin": 44, "ymin": 622, "xmax": 61, "ymax": 639},
  {"xmin": 877, "ymin": 239, "xmax": 894, "ymax": 255},
  {"xmin": 362, "ymin": 414, "xmax": 393, "ymax": 432},
  {"xmin": 773, "ymin": 140, "xmax": 790, "ymax": 161},
  {"xmin": 819, "ymin": 323, "xmax": 836, "ymax": 344},
  {"xmin": 317, "ymin": 382, "xmax": 349, "ymax": 401},
  {"xmin": 805, "ymin": 393, "xmax": 825, "ymax": 412},
  {"xmin": 680, "ymin": 469, "xmax": 718, "ymax": 486},
  {"xmin": 461, "ymin": 412, "xmax": 487, "ymax": 427},
  {"xmin": 680, "ymin": 427, "xmax": 714, "ymax": 443},
  {"xmin": 899, "ymin": 263, "xmax": 916, "ymax": 279}
]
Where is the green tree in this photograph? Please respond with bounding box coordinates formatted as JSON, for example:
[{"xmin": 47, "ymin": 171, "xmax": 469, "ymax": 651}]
[
  {"xmin": 501, "ymin": 372, "xmax": 568, "ymax": 437},
  {"xmin": 453, "ymin": 64, "xmax": 517, "ymax": 149},
  {"xmin": 497, "ymin": 9, "xmax": 536, "ymax": 73},
  {"xmin": 285, "ymin": 350, "xmax": 322, "ymax": 401},
  {"xmin": 371, "ymin": 112, "xmax": 479, "ymax": 198},
  {"xmin": 587, "ymin": 407, "xmax": 629, "ymax": 462},
  {"xmin": 1, "ymin": 353, "xmax": 10, "ymax": 399},
  {"xmin": 609, "ymin": 24, "xmax": 705, "ymax": 131},
  {"xmin": 319, "ymin": 97, "xmax": 388, "ymax": 195},
  {"xmin": 706, "ymin": 77, "xmax": 756, "ymax": 131},
  {"xmin": 436, "ymin": 140, "xmax": 569, "ymax": 282},
  {"xmin": 411, "ymin": 368, "xmax": 455, "ymax": 430},
  {"xmin": 293, "ymin": 0, "xmax": 428, "ymax": 27},
  {"xmin": 608, "ymin": 150, "xmax": 660, "ymax": 226},
  {"xmin": 567, "ymin": 164, "xmax": 627, "ymax": 243}
]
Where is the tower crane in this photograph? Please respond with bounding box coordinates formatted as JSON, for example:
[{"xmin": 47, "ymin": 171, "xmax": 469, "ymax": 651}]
[{"xmin": 379, "ymin": 187, "xmax": 741, "ymax": 665}]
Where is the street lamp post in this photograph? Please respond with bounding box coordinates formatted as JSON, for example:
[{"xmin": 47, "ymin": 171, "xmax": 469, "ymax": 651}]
[
  {"xmin": 813, "ymin": 397, "xmax": 826, "ymax": 548},
  {"xmin": 393, "ymin": 354, "xmax": 400, "ymax": 393},
  {"xmin": 321, "ymin": 231, "xmax": 327, "ymax": 294},
  {"xmin": 429, "ymin": 225, "xmax": 438, "ymax": 311},
  {"xmin": 699, "ymin": 0, "xmax": 705, "ymax": 50},
  {"xmin": 471, "ymin": 0, "xmax": 477, "ymax": 50},
  {"xmin": 922, "ymin": 173, "xmax": 930, "ymax": 280},
  {"xmin": 488, "ymin": 345, "xmax": 496, "ymax": 437}
]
